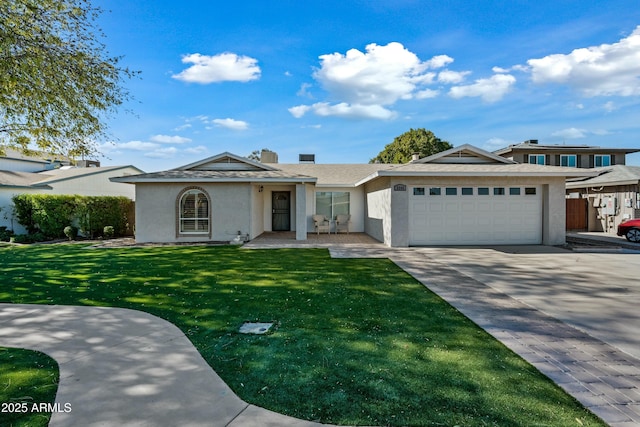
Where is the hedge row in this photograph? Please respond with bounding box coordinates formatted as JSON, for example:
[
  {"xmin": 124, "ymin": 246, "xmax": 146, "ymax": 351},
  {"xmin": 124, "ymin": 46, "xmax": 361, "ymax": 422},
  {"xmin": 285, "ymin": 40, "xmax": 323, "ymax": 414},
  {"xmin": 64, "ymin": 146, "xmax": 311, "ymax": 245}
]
[{"xmin": 11, "ymin": 194, "xmax": 134, "ymax": 239}]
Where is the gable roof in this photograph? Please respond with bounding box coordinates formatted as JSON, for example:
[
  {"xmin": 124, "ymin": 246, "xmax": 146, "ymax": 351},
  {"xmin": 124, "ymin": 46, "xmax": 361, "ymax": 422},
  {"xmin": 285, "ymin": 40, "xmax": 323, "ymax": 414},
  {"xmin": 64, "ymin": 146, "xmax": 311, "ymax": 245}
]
[
  {"xmin": 112, "ymin": 169, "xmax": 317, "ymax": 184},
  {"xmin": 0, "ymin": 171, "xmax": 50, "ymax": 188},
  {"xmin": 173, "ymin": 152, "xmax": 278, "ymax": 172},
  {"xmin": 414, "ymin": 144, "xmax": 516, "ymax": 164},
  {"xmin": 0, "ymin": 166, "xmax": 143, "ymax": 189},
  {"xmin": 567, "ymin": 165, "xmax": 640, "ymax": 189},
  {"xmin": 113, "ymin": 146, "xmax": 600, "ymax": 187}
]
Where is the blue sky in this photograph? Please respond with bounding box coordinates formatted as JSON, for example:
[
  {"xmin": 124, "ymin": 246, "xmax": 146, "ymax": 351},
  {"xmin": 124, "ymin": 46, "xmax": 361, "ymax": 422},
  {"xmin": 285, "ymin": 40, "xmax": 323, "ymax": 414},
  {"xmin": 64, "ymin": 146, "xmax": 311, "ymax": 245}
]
[{"xmin": 94, "ymin": 0, "xmax": 640, "ymax": 171}]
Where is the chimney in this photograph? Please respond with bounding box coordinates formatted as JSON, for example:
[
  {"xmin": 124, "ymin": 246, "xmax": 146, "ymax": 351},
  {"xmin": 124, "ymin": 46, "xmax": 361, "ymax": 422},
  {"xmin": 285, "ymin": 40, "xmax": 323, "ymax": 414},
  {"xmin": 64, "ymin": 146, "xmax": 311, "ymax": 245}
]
[
  {"xmin": 299, "ymin": 154, "xmax": 315, "ymax": 164},
  {"xmin": 260, "ymin": 149, "xmax": 278, "ymax": 163},
  {"xmin": 77, "ymin": 159, "xmax": 101, "ymax": 168},
  {"xmin": 411, "ymin": 153, "xmax": 420, "ymax": 162}
]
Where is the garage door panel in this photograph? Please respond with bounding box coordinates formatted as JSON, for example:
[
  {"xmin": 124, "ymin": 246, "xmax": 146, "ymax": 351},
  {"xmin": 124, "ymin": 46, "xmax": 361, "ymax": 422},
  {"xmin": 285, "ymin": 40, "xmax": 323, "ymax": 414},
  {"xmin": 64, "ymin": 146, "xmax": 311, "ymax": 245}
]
[{"xmin": 409, "ymin": 186, "xmax": 542, "ymax": 245}]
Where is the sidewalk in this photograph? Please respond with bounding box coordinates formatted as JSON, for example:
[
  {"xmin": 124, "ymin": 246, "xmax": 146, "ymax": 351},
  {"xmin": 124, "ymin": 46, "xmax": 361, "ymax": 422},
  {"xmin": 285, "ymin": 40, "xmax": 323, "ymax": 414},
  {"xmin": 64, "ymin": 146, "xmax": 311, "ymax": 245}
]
[{"xmin": 0, "ymin": 304, "xmax": 330, "ymax": 427}]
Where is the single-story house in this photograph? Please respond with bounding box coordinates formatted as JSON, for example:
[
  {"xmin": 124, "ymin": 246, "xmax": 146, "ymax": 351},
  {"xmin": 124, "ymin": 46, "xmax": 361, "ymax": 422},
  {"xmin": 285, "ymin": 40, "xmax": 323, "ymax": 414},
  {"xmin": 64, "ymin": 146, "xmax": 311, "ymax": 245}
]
[
  {"xmin": 113, "ymin": 145, "xmax": 596, "ymax": 247},
  {"xmin": 0, "ymin": 165, "xmax": 143, "ymax": 234},
  {"xmin": 566, "ymin": 165, "xmax": 640, "ymax": 233}
]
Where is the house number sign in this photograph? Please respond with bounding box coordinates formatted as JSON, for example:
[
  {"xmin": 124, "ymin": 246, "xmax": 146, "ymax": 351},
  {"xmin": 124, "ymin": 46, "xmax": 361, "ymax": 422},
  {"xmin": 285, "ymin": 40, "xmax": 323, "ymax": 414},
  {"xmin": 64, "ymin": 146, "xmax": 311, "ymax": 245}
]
[{"xmin": 393, "ymin": 184, "xmax": 407, "ymax": 191}]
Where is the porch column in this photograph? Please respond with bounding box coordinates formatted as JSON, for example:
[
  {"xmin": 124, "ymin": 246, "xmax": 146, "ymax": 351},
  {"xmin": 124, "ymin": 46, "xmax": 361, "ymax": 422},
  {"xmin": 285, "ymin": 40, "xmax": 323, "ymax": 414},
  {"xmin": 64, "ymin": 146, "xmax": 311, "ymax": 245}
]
[{"xmin": 295, "ymin": 183, "xmax": 307, "ymax": 240}]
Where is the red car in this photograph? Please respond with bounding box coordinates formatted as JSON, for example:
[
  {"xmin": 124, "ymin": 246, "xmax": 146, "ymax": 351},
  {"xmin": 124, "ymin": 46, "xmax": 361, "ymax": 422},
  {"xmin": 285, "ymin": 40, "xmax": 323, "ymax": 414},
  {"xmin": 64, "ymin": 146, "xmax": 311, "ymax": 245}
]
[{"xmin": 617, "ymin": 219, "xmax": 640, "ymax": 243}]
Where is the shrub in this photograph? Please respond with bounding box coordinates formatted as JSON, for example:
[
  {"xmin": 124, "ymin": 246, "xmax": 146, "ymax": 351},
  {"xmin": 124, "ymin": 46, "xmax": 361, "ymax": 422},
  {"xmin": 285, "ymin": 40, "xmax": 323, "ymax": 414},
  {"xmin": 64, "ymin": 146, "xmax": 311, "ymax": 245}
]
[
  {"xmin": 12, "ymin": 194, "xmax": 134, "ymax": 240},
  {"xmin": 103, "ymin": 225, "xmax": 115, "ymax": 239},
  {"xmin": 77, "ymin": 197, "xmax": 133, "ymax": 238},
  {"xmin": 0, "ymin": 227, "xmax": 13, "ymax": 242},
  {"xmin": 11, "ymin": 233, "xmax": 46, "ymax": 244},
  {"xmin": 12, "ymin": 194, "xmax": 76, "ymax": 239},
  {"xmin": 64, "ymin": 226, "xmax": 78, "ymax": 240}
]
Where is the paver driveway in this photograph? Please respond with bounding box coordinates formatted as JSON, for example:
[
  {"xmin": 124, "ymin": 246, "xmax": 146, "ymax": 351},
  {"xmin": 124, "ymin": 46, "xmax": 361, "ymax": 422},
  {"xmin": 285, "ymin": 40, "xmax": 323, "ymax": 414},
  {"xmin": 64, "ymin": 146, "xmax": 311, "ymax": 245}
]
[{"xmin": 410, "ymin": 245, "xmax": 640, "ymax": 360}]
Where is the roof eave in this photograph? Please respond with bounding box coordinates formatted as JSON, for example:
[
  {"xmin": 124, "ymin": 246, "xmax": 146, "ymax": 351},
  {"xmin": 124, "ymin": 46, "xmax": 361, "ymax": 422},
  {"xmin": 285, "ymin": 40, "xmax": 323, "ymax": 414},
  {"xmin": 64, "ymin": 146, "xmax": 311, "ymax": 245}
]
[
  {"xmin": 373, "ymin": 170, "xmax": 599, "ymax": 178},
  {"xmin": 567, "ymin": 179, "xmax": 639, "ymax": 189},
  {"xmin": 111, "ymin": 177, "xmax": 317, "ymax": 184}
]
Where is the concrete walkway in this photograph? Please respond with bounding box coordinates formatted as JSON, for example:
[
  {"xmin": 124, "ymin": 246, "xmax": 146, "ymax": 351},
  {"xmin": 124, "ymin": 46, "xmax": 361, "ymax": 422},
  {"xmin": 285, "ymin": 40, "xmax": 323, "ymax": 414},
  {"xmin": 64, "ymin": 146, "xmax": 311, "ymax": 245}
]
[
  {"xmin": 2, "ymin": 236, "xmax": 640, "ymax": 426},
  {"xmin": 0, "ymin": 304, "xmax": 329, "ymax": 427}
]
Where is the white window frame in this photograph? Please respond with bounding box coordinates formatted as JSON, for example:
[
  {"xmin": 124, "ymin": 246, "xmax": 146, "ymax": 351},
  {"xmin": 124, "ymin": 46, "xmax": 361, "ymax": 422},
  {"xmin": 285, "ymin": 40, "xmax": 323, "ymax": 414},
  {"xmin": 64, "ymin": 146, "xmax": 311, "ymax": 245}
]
[
  {"xmin": 179, "ymin": 188, "xmax": 210, "ymax": 234},
  {"xmin": 595, "ymin": 155, "xmax": 611, "ymax": 167},
  {"xmin": 560, "ymin": 155, "xmax": 577, "ymax": 167},
  {"xmin": 315, "ymin": 191, "xmax": 350, "ymax": 219}
]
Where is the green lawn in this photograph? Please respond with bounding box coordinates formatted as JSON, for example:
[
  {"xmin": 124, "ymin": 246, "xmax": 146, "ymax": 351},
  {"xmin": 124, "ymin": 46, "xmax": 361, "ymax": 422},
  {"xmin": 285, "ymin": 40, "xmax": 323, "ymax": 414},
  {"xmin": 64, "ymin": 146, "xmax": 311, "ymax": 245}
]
[
  {"xmin": 0, "ymin": 347, "xmax": 58, "ymax": 427},
  {"xmin": 0, "ymin": 243, "xmax": 605, "ymax": 426}
]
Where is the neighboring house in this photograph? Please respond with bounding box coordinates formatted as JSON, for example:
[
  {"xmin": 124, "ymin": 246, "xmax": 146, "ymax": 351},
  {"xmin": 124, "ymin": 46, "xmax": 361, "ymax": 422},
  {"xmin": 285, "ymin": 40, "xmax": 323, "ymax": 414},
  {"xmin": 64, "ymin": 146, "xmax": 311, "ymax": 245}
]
[
  {"xmin": 0, "ymin": 147, "xmax": 73, "ymax": 172},
  {"xmin": 0, "ymin": 165, "xmax": 143, "ymax": 234},
  {"xmin": 113, "ymin": 145, "xmax": 594, "ymax": 247},
  {"xmin": 565, "ymin": 166, "xmax": 640, "ymax": 233},
  {"xmin": 494, "ymin": 140, "xmax": 640, "ymax": 232},
  {"xmin": 494, "ymin": 140, "xmax": 639, "ymax": 168}
]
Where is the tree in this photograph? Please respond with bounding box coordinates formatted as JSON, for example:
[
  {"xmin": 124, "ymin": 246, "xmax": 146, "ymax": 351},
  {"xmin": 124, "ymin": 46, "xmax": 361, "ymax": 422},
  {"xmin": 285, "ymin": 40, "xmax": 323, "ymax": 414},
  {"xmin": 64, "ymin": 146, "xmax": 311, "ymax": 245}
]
[
  {"xmin": 0, "ymin": 0, "xmax": 137, "ymax": 158},
  {"xmin": 370, "ymin": 128, "xmax": 452, "ymax": 164}
]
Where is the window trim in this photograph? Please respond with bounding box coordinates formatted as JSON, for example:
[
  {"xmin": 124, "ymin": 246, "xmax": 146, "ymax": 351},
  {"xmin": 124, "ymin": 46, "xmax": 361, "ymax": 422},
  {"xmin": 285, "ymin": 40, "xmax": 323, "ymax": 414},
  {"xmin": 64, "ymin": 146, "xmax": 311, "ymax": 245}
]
[
  {"xmin": 560, "ymin": 154, "xmax": 577, "ymax": 167},
  {"xmin": 594, "ymin": 154, "xmax": 611, "ymax": 167},
  {"xmin": 176, "ymin": 186, "xmax": 211, "ymax": 238},
  {"xmin": 315, "ymin": 191, "xmax": 350, "ymax": 219},
  {"xmin": 528, "ymin": 154, "xmax": 545, "ymax": 165}
]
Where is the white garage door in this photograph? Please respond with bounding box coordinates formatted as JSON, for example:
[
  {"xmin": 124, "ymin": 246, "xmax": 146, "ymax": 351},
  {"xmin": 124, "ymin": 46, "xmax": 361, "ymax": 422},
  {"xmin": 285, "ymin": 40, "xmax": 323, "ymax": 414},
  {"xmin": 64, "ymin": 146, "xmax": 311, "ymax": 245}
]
[{"xmin": 409, "ymin": 185, "xmax": 542, "ymax": 245}]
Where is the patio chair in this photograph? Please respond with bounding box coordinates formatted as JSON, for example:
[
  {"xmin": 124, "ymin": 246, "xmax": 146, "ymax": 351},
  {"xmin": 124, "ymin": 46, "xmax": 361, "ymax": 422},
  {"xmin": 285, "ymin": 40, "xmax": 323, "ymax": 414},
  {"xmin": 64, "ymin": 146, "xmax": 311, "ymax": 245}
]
[
  {"xmin": 335, "ymin": 214, "xmax": 351, "ymax": 234},
  {"xmin": 312, "ymin": 215, "xmax": 331, "ymax": 234}
]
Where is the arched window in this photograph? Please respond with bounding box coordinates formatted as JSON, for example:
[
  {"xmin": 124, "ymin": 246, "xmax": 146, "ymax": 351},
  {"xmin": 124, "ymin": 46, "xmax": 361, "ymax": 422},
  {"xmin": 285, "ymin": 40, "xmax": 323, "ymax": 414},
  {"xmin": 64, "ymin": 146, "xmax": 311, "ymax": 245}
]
[{"xmin": 179, "ymin": 189, "xmax": 209, "ymax": 233}]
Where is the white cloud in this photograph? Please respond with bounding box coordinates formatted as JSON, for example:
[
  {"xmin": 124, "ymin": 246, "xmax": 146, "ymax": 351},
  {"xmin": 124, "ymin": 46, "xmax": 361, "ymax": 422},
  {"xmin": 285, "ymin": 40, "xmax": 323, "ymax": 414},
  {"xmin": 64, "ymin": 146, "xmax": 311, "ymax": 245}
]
[
  {"xmin": 483, "ymin": 137, "xmax": 516, "ymax": 151},
  {"xmin": 527, "ymin": 26, "xmax": 640, "ymax": 96},
  {"xmin": 118, "ymin": 140, "xmax": 159, "ymax": 151},
  {"xmin": 145, "ymin": 147, "xmax": 179, "ymax": 158},
  {"xmin": 288, "ymin": 105, "xmax": 311, "ymax": 118},
  {"xmin": 437, "ymin": 70, "xmax": 470, "ymax": 84},
  {"xmin": 313, "ymin": 102, "xmax": 396, "ymax": 119},
  {"xmin": 313, "ymin": 42, "xmax": 444, "ymax": 105},
  {"xmin": 291, "ymin": 42, "xmax": 468, "ymax": 119},
  {"xmin": 449, "ymin": 74, "xmax": 516, "ymax": 102},
  {"xmin": 172, "ymin": 52, "xmax": 261, "ymax": 84},
  {"xmin": 184, "ymin": 145, "xmax": 209, "ymax": 154},
  {"xmin": 212, "ymin": 118, "xmax": 249, "ymax": 130},
  {"xmin": 289, "ymin": 102, "xmax": 396, "ymax": 120},
  {"xmin": 150, "ymin": 134, "xmax": 192, "ymax": 144},
  {"xmin": 173, "ymin": 123, "xmax": 192, "ymax": 131},
  {"xmin": 415, "ymin": 89, "xmax": 440, "ymax": 99},
  {"xmin": 551, "ymin": 127, "xmax": 588, "ymax": 139},
  {"xmin": 297, "ymin": 83, "xmax": 313, "ymax": 98},
  {"xmin": 603, "ymin": 101, "xmax": 616, "ymax": 112},
  {"xmin": 424, "ymin": 54, "xmax": 454, "ymax": 69}
]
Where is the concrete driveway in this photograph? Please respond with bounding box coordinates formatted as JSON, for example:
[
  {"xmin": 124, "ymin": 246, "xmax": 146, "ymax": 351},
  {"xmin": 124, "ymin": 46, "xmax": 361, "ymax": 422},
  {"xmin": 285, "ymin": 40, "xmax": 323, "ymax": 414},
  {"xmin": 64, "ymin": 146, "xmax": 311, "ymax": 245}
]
[{"xmin": 410, "ymin": 245, "xmax": 640, "ymax": 360}]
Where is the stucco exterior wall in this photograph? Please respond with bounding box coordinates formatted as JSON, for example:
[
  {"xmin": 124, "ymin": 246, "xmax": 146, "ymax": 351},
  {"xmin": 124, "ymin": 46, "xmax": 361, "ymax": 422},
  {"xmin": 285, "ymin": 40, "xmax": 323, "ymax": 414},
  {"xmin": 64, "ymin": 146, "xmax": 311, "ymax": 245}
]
[
  {"xmin": 250, "ymin": 185, "xmax": 264, "ymax": 239},
  {"xmin": 363, "ymin": 177, "xmax": 391, "ymax": 244},
  {"xmin": 0, "ymin": 187, "xmax": 39, "ymax": 234},
  {"xmin": 46, "ymin": 168, "xmax": 139, "ymax": 199},
  {"xmin": 135, "ymin": 182, "xmax": 252, "ymax": 243}
]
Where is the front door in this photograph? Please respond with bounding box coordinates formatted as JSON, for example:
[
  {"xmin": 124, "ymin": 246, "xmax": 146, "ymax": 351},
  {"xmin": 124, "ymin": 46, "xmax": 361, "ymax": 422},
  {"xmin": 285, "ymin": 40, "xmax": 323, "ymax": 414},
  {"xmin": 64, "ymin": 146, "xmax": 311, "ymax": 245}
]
[{"xmin": 272, "ymin": 191, "xmax": 291, "ymax": 231}]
